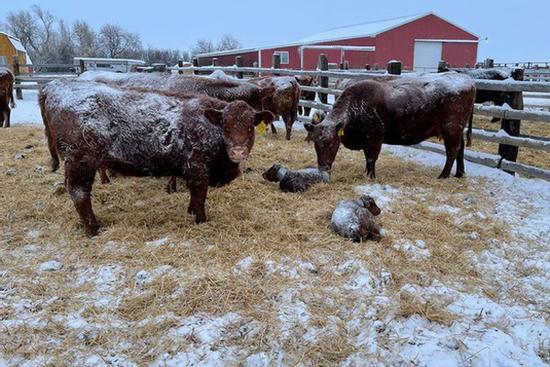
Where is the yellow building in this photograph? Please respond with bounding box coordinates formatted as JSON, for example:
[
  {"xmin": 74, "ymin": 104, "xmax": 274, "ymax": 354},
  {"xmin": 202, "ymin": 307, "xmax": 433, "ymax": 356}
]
[{"xmin": 0, "ymin": 32, "xmax": 32, "ymax": 72}]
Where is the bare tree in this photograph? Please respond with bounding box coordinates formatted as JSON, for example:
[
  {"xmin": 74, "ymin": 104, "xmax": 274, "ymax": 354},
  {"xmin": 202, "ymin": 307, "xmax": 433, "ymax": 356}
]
[
  {"xmin": 56, "ymin": 20, "xmax": 74, "ymax": 64},
  {"xmin": 72, "ymin": 20, "xmax": 97, "ymax": 57},
  {"xmin": 5, "ymin": 9, "xmax": 40, "ymax": 54},
  {"xmin": 217, "ymin": 34, "xmax": 241, "ymax": 51},
  {"xmin": 98, "ymin": 24, "xmax": 142, "ymax": 59},
  {"xmin": 191, "ymin": 39, "xmax": 215, "ymax": 56}
]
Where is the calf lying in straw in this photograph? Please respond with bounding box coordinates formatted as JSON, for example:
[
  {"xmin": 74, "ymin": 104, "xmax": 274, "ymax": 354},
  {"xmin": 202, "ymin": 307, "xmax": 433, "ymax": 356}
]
[
  {"xmin": 262, "ymin": 164, "xmax": 329, "ymax": 192},
  {"xmin": 331, "ymin": 195, "xmax": 382, "ymax": 242}
]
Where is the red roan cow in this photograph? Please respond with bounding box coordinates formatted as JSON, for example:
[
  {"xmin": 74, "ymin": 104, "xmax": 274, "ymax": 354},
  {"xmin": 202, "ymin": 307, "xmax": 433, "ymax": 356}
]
[
  {"xmin": 0, "ymin": 68, "xmax": 16, "ymax": 128},
  {"xmin": 248, "ymin": 76, "xmax": 300, "ymax": 140},
  {"xmin": 40, "ymin": 79, "xmax": 273, "ymax": 236},
  {"xmin": 305, "ymin": 72, "xmax": 476, "ymax": 179}
]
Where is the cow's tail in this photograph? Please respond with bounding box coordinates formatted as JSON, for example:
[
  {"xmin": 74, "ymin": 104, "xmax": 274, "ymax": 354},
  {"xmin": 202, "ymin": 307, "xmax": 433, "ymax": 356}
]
[
  {"xmin": 466, "ymin": 110, "xmax": 473, "ymax": 147},
  {"xmin": 9, "ymin": 81, "xmax": 15, "ymax": 108},
  {"xmin": 39, "ymin": 90, "xmax": 60, "ymax": 171}
]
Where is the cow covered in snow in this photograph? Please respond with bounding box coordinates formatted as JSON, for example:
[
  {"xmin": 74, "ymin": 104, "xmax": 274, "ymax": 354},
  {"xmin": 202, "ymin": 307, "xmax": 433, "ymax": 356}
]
[
  {"xmin": 79, "ymin": 71, "xmax": 275, "ymax": 112},
  {"xmin": 331, "ymin": 195, "xmax": 382, "ymax": 242},
  {"xmin": 305, "ymin": 72, "xmax": 476, "ymax": 179},
  {"xmin": 262, "ymin": 164, "xmax": 329, "ymax": 192},
  {"xmin": 248, "ymin": 76, "xmax": 300, "ymax": 140},
  {"xmin": 39, "ymin": 79, "xmax": 273, "ymax": 236},
  {"xmin": 0, "ymin": 68, "xmax": 16, "ymax": 128}
]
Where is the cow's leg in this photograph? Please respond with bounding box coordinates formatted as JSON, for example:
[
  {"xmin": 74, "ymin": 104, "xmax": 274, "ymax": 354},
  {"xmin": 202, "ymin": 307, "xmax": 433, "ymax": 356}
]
[
  {"xmin": 166, "ymin": 176, "xmax": 177, "ymax": 193},
  {"xmin": 99, "ymin": 169, "xmax": 110, "ymax": 184},
  {"xmin": 284, "ymin": 115, "xmax": 293, "ymax": 140},
  {"xmin": 187, "ymin": 180, "xmax": 208, "ymax": 223},
  {"xmin": 65, "ymin": 161, "xmax": 99, "ymax": 236},
  {"xmin": 455, "ymin": 136, "xmax": 465, "ymax": 178},
  {"xmin": 363, "ymin": 140, "xmax": 383, "ymax": 179},
  {"xmin": 439, "ymin": 131, "xmax": 461, "ymax": 179},
  {"xmin": 2, "ymin": 109, "xmax": 9, "ymax": 128},
  {"xmin": 270, "ymin": 115, "xmax": 278, "ymax": 134}
]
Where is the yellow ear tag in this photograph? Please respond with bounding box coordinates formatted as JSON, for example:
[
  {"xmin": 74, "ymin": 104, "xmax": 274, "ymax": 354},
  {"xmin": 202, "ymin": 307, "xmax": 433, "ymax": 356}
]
[
  {"xmin": 337, "ymin": 128, "xmax": 345, "ymax": 137},
  {"xmin": 257, "ymin": 121, "xmax": 267, "ymax": 134}
]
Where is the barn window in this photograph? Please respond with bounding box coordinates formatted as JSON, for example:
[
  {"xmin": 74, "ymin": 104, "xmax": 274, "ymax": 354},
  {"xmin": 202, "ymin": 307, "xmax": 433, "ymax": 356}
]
[{"xmin": 274, "ymin": 51, "xmax": 289, "ymax": 65}]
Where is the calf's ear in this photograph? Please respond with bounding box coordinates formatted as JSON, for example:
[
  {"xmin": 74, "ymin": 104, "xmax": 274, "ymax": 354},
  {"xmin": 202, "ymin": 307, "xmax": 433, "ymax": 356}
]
[
  {"xmin": 254, "ymin": 111, "xmax": 275, "ymax": 126},
  {"xmin": 204, "ymin": 108, "xmax": 224, "ymax": 125}
]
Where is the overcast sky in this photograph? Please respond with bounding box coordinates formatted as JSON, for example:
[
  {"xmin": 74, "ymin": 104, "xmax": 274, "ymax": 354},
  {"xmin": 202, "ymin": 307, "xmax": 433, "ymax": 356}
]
[{"xmin": 2, "ymin": 0, "xmax": 548, "ymax": 62}]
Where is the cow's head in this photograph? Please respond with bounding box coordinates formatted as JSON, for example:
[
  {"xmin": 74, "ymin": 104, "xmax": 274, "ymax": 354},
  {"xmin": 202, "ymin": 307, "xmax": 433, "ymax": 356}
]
[
  {"xmin": 359, "ymin": 195, "xmax": 381, "ymax": 216},
  {"xmin": 205, "ymin": 101, "xmax": 274, "ymax": 163},
  {"xmin": 304, "ymin": 116, "xmax": 342, "ymax": 172}
]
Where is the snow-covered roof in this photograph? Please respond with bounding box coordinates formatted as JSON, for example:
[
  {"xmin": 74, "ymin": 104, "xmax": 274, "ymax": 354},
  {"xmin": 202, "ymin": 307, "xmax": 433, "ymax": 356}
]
[
  {"xmin": 197, "ymin": 12, "xmax": 477, "ymax": 59},
  {"xmin": 298, "ymin": 13, "xmax": 425, "ymax": 43},
  {"xmin": 73, "ymin": 57, "xmax": 146, "ymax": 65},
  {"xmin": 0, "ymin": 32, "xmax": 28, "ymax": 53}
]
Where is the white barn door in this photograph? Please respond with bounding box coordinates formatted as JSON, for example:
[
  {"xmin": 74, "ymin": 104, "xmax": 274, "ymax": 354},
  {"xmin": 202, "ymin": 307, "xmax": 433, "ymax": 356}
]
[{"xmin": 413, "ymin": 41, "xmax": 442, "ymax": 72}]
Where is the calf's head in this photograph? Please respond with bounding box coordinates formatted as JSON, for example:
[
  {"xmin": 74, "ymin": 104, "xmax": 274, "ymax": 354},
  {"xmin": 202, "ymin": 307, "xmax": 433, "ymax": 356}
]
[
  {"xmin": 205, "ymin": 101, "xmax": 274, "ymax": 163},
  {"xmin": 359, "ymin": 195, "xmax": 381, "ymax": 216},
  {"xmin": 304, "ymin": 117, "xmax": 341, "ymax": 172},
  {"xmin": 262, "ymin": 164, "xmax": 283, "ymax": 182}
]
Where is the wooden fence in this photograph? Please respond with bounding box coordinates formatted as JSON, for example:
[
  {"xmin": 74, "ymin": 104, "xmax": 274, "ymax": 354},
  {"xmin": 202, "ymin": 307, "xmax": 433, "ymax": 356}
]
[{"xmin": 168, "ymin": 56, "xmax": 550, "ymax": 181}]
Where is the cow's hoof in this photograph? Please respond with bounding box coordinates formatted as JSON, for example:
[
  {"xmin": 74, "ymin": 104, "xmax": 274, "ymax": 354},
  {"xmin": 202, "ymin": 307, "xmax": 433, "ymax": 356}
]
[
  {"xmin": 194, "ymin": 215, "xmax": 206, "ymax": 224},
  {"xmin": 85, "ymin": 226, "xmax": 99, "ymax": 237},
  {"xmin": 455, "ymin": 172, "xmax": 464, "ymax": 178}
]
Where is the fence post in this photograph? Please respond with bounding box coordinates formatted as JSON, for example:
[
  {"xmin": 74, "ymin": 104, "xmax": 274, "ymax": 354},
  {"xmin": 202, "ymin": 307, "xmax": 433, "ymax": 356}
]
[
  {"xmin": 484, "ymin": 58, "xmax": 494, "ymax": 68},
  {"xmin": 79, "ymin": 59, "xmax": 86, "ymax": 74},
  {"xmin": 192, "ymin": 58, "xmax": 199, "ymax": 75},
  {"xmin": 344, "ymin": 60, "xmax": 349, "ymax": 70},
  {"xmin": 178, "ymin": 60, "xmax": 183, "ymax": 75},
  {"xmin": 438, "ymin": 60, "xmax": 447, "ymax": 72},
  {"xmin": 318, "ymin": 54, "xmax": 328, "ymax": 104},
  {"xmin": 387, "ymin": 60, "xmax": 402, "ymax": 75},
  {"xmin": 365, "ymin": 64, "xmax": 371, "ymax": 70},
  {"xmin": 498, "ymin": 68, "xmax": 524, "ymax": 174},
  {"xmin": 252, "ymin": 62, "xmax": 259, "ymax": 77},
  {"xmin": 12, "ymin": 56, "xmax": 22, "ymax": 100},
  {"xmin": 235, "ymin": 56, "xmax": 243, "ymax": 79},
  {"xmin": 272, "ymin": 53, "xmax": 281, "ymax": 76},
  {"xmin": 374, "ymin": 63, "xmax": 379, "ymax": 71},
  {"xmin": 212, "ymin": 58, "xmax": 218, "ymax": 67}
]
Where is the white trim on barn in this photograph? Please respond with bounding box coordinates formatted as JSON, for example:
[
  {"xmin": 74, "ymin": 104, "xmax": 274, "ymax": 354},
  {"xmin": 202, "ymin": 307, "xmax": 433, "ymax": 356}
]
[{"xmin": 415, "ymin": 38, "xmax": 479, "ymax": 43}]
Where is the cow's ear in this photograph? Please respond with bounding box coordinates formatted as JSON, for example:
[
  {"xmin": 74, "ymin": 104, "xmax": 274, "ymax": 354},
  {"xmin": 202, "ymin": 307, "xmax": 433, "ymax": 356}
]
[
  {"xmin": 254, "ymin": 111, "xmax": 275, "ymax": 126},
  {"xmin": 304, "ymin": 123, "xmax": 314, "ymax": 132},
  {"xmin": 204, "ymin": 108, "xmax": 224, "ymax": 125}
]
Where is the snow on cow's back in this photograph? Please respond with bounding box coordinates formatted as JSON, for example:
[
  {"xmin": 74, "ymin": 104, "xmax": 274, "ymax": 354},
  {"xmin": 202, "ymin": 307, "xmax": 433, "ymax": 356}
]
[
  {"xmin": 43, "ymin": 79, "xmax": 185, "ymax": 133},
  {"xmin": 388, "ymin": 72, "xmax": 475, "ymax": 101}
]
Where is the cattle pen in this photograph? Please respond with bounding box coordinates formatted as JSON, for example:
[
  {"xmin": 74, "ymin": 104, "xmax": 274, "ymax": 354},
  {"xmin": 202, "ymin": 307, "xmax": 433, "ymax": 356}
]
[
  {"xmin": 165, "ymin": 55, "xmax": 550, "ymax": 181},
  {"xmin": 2, "ymin": 55, "xmax": 550, "ymax": 365}
]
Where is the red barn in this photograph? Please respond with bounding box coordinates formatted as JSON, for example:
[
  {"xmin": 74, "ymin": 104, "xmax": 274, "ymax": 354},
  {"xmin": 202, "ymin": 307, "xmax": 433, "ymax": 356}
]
[{"xmin": 196, "ymin": 12, "xmax": 478, "ymax": 71}]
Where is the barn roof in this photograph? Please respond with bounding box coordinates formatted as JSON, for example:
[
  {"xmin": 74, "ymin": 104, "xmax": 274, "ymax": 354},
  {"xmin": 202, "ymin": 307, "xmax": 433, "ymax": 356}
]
[
  {"xmin": 298, "ymin": 13, "xmax": 425, "ymax": 43},
  {"xmin": 196, "ymin": 12, "xmax": 477, "ymax": 59},
  {"xmin": 0, "ymin": 32, "xmax": 28, "ymax": 53}
]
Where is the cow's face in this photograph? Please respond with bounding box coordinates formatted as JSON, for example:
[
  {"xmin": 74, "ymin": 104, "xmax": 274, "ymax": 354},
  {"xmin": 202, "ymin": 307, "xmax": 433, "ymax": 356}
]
[
  {"xmin": 205, "ymin": 101, "xmax": 274, "ymax": 163},
  {"xmin": 360, "ymin": 195, "xmax": 381, "ymax": 216},
  {"xmin": 304, "ymin": 118, "xmax": 341, "ymax": 172}
]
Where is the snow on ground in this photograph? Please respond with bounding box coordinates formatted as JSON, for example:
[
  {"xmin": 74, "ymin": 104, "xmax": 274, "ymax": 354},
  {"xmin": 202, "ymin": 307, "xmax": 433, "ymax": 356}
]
[{"xmin": 10, "ymin": 90, "xmax": 41, "ymax": 126}]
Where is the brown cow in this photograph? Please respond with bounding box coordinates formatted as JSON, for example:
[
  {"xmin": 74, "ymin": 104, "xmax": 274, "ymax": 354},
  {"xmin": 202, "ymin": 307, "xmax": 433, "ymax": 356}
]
[
  {"xmin": 248, "ymin": 76, "xmax": 300, "ymax": 140},
  {"xmin": 304, "ymin": 72, "xmax": 476, "ymax": 179},
  {"xmin": 79, "ymin": 71, "xmax": 275, "ymax": 188},
  {"xmin": 295, "ymin": 75, "xmax": 316, "ymax": 117},
  {"xmin": 40, "ymin": 79, "xmax": 273, "ymax": 236},
  {"xmin": 0, "ymin": 68, "xmax": 16, "ymax": 128}
]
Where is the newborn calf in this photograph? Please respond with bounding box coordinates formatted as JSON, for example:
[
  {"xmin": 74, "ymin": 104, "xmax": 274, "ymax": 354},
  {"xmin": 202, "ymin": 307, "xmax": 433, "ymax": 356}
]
[
  {"xmin": 331, "ymin": 195, "xmax": 382, "ymax": 242},
  {"xmin": 262, "ymin": 164, "xmax": 329, "ymax": 192}
]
